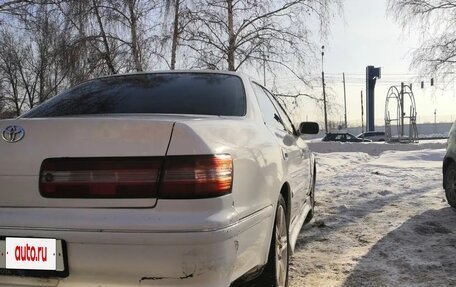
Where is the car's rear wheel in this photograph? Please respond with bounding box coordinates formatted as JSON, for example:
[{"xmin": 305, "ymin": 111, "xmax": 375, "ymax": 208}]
[
  {"xmin": 444, "ymin": 161, "xmax": 456, "ymax": 208},
  {"xmin": 252, "ymin": 194, "xmax": 289, "ymax": 287}
]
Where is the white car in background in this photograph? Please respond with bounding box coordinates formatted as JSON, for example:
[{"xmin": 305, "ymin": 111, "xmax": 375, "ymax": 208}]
[{"xmin": 0, "ymin": 71, "xmax": 319, "ymax": 287}]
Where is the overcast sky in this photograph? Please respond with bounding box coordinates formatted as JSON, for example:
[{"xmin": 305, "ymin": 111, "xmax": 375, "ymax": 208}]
[{"xmin": 278, "ymin": 0, "xmax": 456, "ymax": 127}]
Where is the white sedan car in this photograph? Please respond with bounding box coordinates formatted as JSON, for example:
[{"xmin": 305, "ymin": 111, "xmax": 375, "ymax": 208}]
[{"xmin": 0, "ymin": 71, "xmax": 318, "ymax": 287}]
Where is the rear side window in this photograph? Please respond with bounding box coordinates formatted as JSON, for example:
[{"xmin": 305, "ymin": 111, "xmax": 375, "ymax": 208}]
[
  {"xmin": 335, "ymin": 134, "xmax": 345, "ymax": 140},
  {"xmin": 324, "ymin": 134, "xmax": 335, "ymax": 140},
  {"xmin": 252, "ymin": 83, "xmax": 286, "ymax": 131},
  {"xmin": 263, "ymin": 88, "xmax": 296, "ymax": 135},
  {"xmin": 24, "ymin": 73, "xmax": 246, "ymax": 117}
]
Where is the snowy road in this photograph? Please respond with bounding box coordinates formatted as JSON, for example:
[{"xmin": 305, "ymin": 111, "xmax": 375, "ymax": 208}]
[{"xmin": 289, "ymin": 146, "xmax": 455, "ymax": 287}]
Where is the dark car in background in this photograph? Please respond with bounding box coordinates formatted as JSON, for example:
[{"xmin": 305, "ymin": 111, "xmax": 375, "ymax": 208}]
[
  {"xmin": 357, "ymin": 131, "xmax": 386, "ymax": 142},
  {"xmin": 444, "ymin": 121, "xmax": 456, "ymax": 208},
  {"xmin": 322, "ymin": 132, "xmax": 372, "ymax": 143}
]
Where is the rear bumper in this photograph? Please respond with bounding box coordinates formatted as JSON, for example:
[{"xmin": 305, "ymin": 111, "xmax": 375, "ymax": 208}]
[
  {"xmin": 0, "ymin": 233, "xmax": 238, "ymax": 287},
  {"xmin": 0, "ymin": 198, "xmax": 274, "ymax": 287}
]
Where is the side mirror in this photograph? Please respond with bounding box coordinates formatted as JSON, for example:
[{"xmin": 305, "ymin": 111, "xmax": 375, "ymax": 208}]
[{"xmin": 299, "ymin": 122, "xmax": 319, "ymax": 135}]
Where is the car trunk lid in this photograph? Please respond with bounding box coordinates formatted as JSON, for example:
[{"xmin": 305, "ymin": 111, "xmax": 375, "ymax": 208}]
[{"xmin": 0, "ymin": 117, "xmax": 174, "ymax": 208}]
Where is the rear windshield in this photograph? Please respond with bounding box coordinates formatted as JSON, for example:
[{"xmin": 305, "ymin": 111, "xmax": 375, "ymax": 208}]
[{"xmin": 24, "ymin": 73, "xmax": 246, "ymax": 118}]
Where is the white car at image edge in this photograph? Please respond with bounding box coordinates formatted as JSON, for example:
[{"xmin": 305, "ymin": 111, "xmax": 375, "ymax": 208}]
[
  {"xmin": 444, "ymin": 121, "xmax": 456, "ymax": 208},
  {"xmin": 0, "ymin": 71, "xmax": 318, "ymax": 287}
]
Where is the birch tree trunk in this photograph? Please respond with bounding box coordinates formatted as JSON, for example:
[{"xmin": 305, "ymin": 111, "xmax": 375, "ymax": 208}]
[
  {"xmin": 170, "ymin": 0, "xmax": 180, "ymax": 70},
  {"xmin": 226, "ymin": 0, "xmax": 235, "ymax": 71},
  {"xmin": 92, "ymin": 0, "xmax": 116, "ymax": 74},
  {"xmin": 126, "ymin": 0, "xmax": 143, "ymax": 72}
]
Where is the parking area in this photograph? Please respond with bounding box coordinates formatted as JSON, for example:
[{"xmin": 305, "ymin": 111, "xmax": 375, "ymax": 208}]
[{"xmin": 289, "ymin": 146, "xmax": 456, "ymax": 286}]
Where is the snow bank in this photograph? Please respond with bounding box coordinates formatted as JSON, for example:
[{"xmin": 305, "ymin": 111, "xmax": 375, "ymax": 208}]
[
  {"xmin": 371, "ymin": 149, "xmax": 445, "ymax": 168},
  {"xmin": 315, "ymin": 152, "xmax": 371, "ymax": 177},
  {"xmin": 290, "ymin": 148, "xmax": 450, "ymax": 287},
  {"xmin": 308, "ymin": 140, "xmax": 447, "ymax": 156}
]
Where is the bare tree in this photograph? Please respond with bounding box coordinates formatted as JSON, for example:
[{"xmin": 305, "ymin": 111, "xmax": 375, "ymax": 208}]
[
  {"xmin": 162, "ymin": 0, "xmax": 182, "ymax": 70},
  {"xmin": 0, "ymin": 0, "xmax": 342, "ymax": 119},
  {"xmin": 0, "ymin": 2, "xmax": 83, "ymax": 112},
  {"xmin": 0, "ymin": 29, "xmax": 30, "ymax": 116},
  {"xmin": 96, "ymin": 0, "xmax": 159, "ymax": 72},
  {"xmin": 125, "ymin": 0, "xmax": 143, "ymax": 71},
  {"xmin": 51, "ymin": 0, "xmax": 159, "ymax": 75},
  {"xmin": 388, "ymin": 0, "xmax": 456, "ymax": 79},
  {"xmin": 169, "ymin": 0, "xmax": 183, "ymax": 70},
  {"xmin": 0, "ymin": 0, "xmax": 162, "ymax": 116},
  {"xmin": 161, "ymin": 0, "xmax": 194, "ymax": 70},
  {"xmin": 181, "ymin": 0, "xmax": 341, "ymax": 77},
  {"xmin": 0, "ymin": 91, "xmax": 5, "ymax": 118},
  {"xmin": 30, "ymin": 4, "xmax": 69, "ymax": 103},
  {"xmin": 91, "ymin": 0, "xmax": 117, "ymax": 74},
  {"xmin": 0, "ymin": 0, "xmax": 42, "ymax": 13}
]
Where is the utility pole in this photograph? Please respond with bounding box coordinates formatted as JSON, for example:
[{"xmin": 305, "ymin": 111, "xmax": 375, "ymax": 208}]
[
  {"xmin": 361, "ymin": 90, "xmax": 364, "ymax": 134},
  {"xmin": 343, "ymin": 72, "xmax": 347, "ymax": 128},
  {"xmin": 434, "ymin": 109, "xmax": 437, "ymax": 133},
  {"xmin": 321, "ymin": 46, "xmax": 328, "ymax": 133}
]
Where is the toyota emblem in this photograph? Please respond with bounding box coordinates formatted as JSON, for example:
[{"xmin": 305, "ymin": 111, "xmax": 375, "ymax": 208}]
[{"xmin": 2, "ymin": 125, "xmax": 25, "ymax": 143}]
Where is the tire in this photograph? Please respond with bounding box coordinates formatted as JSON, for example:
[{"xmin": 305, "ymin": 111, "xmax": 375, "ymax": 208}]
[
  {"xmin": 251, "ymin": 194, "xmax": 289, "ymax": 287},
  {"xmin": 444, "ymin": 161, "xmax": 456, "ymax": 208}
]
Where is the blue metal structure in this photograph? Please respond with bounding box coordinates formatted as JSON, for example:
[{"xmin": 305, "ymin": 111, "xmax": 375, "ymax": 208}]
[{"xmin": 366, "ymin": 66, "xmax": 381, "ymax": 131}]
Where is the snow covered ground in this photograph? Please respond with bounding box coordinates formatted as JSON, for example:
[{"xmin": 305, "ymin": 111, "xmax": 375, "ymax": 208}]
[
  {"xmin": 304, "ymin": 122, "xmax": 454, "ymax": 141},
  {"xmin": 307, "ymin": 139, "xmax": 447, "ymax": 156},
  {"xmin": 289, "ymin": 142, "xmax": 455, "ymax": 286}
]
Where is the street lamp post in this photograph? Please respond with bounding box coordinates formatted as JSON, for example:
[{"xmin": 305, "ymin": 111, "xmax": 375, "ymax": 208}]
[{"xmin": 321, "ymin": 46, "xmax": 328, "ymax": 133}]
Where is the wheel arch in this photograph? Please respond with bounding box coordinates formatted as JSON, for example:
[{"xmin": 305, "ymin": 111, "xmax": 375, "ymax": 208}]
[
  {"xmin": 444, "ymin": 157, "xmax": 455, "ymax": 174},
  {"xmin": 313, "ymin": 158, "xmax": 317, "ymax": 183},
  {"xmin": 280, "ymin": 182, "xmax": 291, "ymax": 226},
  {"xmin": 443, "ymin": 157, "xmax": 456, "ymax": 188}
]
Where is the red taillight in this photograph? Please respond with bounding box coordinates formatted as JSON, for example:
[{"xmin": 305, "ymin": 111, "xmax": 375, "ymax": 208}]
[
  {"xmin": 159, "ymin": 154, "xmax": 233, "ymax": 199},
  {"xmin": 40, "ymin": 158, "xmax": 162, "ymax": 198},
  {"xmin": 39, "ymin": 154, "xmax": 232, "ymax": 199}
]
